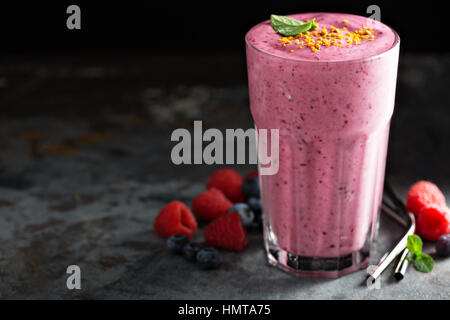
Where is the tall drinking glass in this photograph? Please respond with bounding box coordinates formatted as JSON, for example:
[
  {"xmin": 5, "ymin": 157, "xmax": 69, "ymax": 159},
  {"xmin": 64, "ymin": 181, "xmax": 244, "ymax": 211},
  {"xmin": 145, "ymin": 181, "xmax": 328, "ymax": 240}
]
[{"xmin": 245, "ymin": 13, "xmax": 400, "ymax": 277}]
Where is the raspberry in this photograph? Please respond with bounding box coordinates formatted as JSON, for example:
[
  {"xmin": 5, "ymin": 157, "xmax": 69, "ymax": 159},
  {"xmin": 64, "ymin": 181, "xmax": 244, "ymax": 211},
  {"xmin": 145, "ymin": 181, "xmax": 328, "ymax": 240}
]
[
  {"xmin": 204, "ymin": 211, "xmax": 248, "ymax": 251},
  {"xmin": 416, "ymin": 204, "xmax": 450, "ymax": 241},
  {"xmin": 406, "ymin": 181, "xmax": 446, "ymax": 216},
  {"xmin": 206, "ymin": 169, "xmax": 245, "ymax": 203},
  {"xmin": 192, "ymin": 188, "xmax": 233, "ymax": 221},
  {"xmin": 154, "ymin": 201, "xmax": 197, "ymax": 238}
]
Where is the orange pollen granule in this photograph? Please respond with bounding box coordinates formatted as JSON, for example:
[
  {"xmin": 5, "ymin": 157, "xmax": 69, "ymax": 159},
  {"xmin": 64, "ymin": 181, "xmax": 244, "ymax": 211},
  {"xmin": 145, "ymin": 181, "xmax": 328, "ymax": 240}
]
[{"xmin": 279, "ymin": 20, "xmax": 377, "ymax": 53}]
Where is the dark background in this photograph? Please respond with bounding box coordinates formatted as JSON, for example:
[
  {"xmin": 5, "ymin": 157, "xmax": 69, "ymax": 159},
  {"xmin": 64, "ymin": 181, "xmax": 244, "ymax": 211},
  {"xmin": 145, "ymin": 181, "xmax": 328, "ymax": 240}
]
[{"xmin": 1, "ymin": 1, "xmax": 449, "ymax": 54}]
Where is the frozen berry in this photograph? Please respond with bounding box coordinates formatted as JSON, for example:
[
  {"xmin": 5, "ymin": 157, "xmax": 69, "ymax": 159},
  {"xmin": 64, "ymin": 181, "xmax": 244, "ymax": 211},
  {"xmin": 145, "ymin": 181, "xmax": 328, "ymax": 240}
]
[
  {"xmin": 196, "ymin": 247, "xmax": 222, "ymax": 270},
  {"xmin": 182, "ymin": 242, "xmax": 204, "ymax": 262},
  {"xmin": 206, "ymin": 169, "xmax": 245, "ymax": 203},
  {"xmin": 154, "ymin": 201, "xmax": 198, "ymax": 238},
  {"xmin": 228, "ymin": 203, "xmax": 254, "ymax": 227},
  {"xmin": 406, "ymin": 181, "xmax": 447, "ymax": 216},
  {"xmin": 241, "ymin": 177, "xmax": 260, "ymax": 199},
  {"xmin": 416, "ymin": 205, "xmax": 450, "ymax": 241},
  {"xmin": 247, "ymin": 197, "xmax": 262, "ymax": 216},
  {"xmin": 436, "ymin": 234, "xmax": 450, "ymax": 258},
  {"xmin": 192, "ymin": 188, "xmax": 232, "ymax": 221},
  {"xmin": 253, "ymin": 212, "xmax": 263, "ymax": 228},
  {"xmin": 167, "ymin": 234, "xmax": 189, "ymax": 254},
  {"xmin": 204, "ymin": 211, "xmax": 248, "ymax": 251}
]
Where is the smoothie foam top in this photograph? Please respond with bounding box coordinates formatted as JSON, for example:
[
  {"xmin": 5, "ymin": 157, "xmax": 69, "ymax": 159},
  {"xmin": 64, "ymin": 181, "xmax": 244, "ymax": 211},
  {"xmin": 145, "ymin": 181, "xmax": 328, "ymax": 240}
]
[{"xmin": 246, "ymin": 13, "xmax": 398, "ymax": 62}]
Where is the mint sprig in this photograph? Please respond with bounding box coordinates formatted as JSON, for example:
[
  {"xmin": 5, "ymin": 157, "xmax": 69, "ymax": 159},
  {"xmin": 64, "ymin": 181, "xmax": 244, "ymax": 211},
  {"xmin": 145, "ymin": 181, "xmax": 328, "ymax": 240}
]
[
  {"xmin": 406, "ymin": 235, "xmax": 435, "ymax": 273},
  {"xmin": 414, "ymin": 254, "xmax": 435, "ymax": 273},
  {"xmin": 407, "ymin": 234, "xmax": 423, "ymax": 255},
  {"xmin": 270, "ymin": 15, "xmax": 318, "ymax": 36}
]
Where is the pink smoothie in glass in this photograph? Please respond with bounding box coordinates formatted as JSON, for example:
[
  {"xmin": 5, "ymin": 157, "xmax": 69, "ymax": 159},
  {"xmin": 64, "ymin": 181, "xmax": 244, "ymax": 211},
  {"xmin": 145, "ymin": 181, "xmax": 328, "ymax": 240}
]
[{"xmin": 245, "ymin": 13, "xmax": 399, "ymax": 277}]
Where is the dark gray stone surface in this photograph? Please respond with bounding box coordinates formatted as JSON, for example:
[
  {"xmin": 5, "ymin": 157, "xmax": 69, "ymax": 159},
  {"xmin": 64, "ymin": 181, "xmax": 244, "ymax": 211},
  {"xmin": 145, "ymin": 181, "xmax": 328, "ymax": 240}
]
[{"xmin": 0, "ymin": 53, "xmax": 449, "ymax": 299}]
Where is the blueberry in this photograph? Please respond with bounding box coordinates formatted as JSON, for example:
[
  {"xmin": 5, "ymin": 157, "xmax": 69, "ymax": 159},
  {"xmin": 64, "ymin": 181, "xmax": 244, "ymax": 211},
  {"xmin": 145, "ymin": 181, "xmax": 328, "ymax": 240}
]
[
  {"xmin": 436, "ymin": 234, "xmax": 450, "ymax": 258},
  {"xmin": 229, "ymin": 203, "xmax": 254, "ymax": 227},
  {"xmin": 247, "ymin": 197, "xmax": 262, "ymax": 216},
  {"xmin": 183, "ymin": 242, "xmax": 204, "ymax": 262},
  {"xmin": 196, "ymin": 247, "xmax": 222, "ymax": 270},
  {"xmin": 167, "ymin": 234, "xmax": 189, "ymax": 254},
  {"xmin": 254, "ymin": 213, "xmax": 263, "ymax": 227},
  {"xmin": 242, "ymin": 177, "xmax": 260, "ymax": 199}
]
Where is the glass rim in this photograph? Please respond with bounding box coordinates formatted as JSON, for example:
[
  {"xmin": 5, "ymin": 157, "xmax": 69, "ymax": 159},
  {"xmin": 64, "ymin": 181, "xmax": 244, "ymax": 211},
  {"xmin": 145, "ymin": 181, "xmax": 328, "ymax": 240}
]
[{"xmin": 245, "ymin": 12, "xmax": 400, "ymax": 64}]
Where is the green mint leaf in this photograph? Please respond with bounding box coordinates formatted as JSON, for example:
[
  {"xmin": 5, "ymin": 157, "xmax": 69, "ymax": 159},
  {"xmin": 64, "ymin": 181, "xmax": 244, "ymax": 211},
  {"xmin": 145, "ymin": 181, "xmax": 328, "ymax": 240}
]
[
  {"xmin": 405, "ymin": 235, "xmax": 435, "ymax": 273},
  {"xmin": 406, "ymin": 252, "xmax": 416, "ymax": 262},
  {"xmin": 270, "ymin": 15, "xmax": 317, "ymax": 36},
  {"xmin": 407, "ymin": 235, "xmax": 423, "ymax": 255},
  {"xmin": 413, "ymin": 253, "xmax": 435, "ymax": 273}
]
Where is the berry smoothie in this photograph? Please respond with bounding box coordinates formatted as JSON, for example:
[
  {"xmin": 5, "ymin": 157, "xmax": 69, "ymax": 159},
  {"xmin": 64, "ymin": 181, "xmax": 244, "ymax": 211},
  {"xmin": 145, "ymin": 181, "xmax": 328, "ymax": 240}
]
[{"xmin": 245, "ymin": 13, "xmax": 399, "ymax": 277}]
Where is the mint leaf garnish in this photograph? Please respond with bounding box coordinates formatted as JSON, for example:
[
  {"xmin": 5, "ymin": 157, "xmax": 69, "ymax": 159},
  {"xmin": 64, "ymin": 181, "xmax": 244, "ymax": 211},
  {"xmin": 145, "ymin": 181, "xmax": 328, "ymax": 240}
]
[
  {"xmin": 406, "ymin": 235, "xmax": 435, "ymax": 273},
  {"xmin": 407, "ymin": 234, "xmax": 423, "ymax": 255},
  {"xmin": 270, "ymin": 15, "xmax": 318, "ymax": 36},
  {"xmin": 406, "ymin": 252, "xmax": 416, "ymax": 262},
  {"xmin": 414, "ymin": 253, "xmax": 435, "ymax": 273}
]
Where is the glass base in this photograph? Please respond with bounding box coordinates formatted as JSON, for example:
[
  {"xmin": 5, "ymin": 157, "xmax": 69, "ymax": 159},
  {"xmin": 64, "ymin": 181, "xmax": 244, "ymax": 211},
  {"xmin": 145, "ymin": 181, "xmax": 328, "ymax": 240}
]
[{"xmin": 264, "ymin": 222, "xmax": 371, "ymax": 278}]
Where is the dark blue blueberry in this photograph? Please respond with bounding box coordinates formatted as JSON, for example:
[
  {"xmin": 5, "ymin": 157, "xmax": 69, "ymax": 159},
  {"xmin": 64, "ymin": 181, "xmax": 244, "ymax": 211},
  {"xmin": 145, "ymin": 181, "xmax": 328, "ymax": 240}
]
[
  {"xmin": 229, "ymin": 203, "xmax": 254, "ymax": 227},
  {"xmin": 183, "ymin": 242, "xmax": 204, "ymax": 262},
  {"xmin": 247, "ymin": 197, "xmax": 262, "ymax": 216},
  {"xmin": 436, "ymin": 234, "xmax": 450, "ymax": 258},
  {"xmin": 253, "ymin": 212, "xmax": 264, "ymax": 228},
  {"xmin": 167, "ymin": 234, "xmax": 189, "ymax": 255},
  {"xmin": 242, "ymin": 177, "xmax": 260, "ymax": 199},
  {"xmin": 196, "ymin": 247, "xmax": 222, "ymax": 270}
]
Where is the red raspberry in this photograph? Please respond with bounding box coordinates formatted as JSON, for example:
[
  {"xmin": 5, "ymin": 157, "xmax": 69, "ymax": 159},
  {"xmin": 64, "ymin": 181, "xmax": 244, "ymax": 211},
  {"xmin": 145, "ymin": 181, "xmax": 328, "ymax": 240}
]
[
  {"xmin": 206, "ymin": 169, "xmax": 245, "ymax": 203},
  {"xmin": 406, "ymin": 181, "xmax": 447, "ymax": 216},
  {"xmin": 153, "ymin": 201, "xmax": 197, "ymax": 238},
  {"xmin": 192, "ymin": 188, "xmax": 233, "ymax": 221},
  {"xmin": 416, "ymin": 204, "xmax": 450, "ymax": 241},
  {"xmin": 244, "ymin": 170, "xmax": 259, "ymax": 179},
  {"xmin": 204, "ymin": 211, "xmax": 248, "ymax": 251}
]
